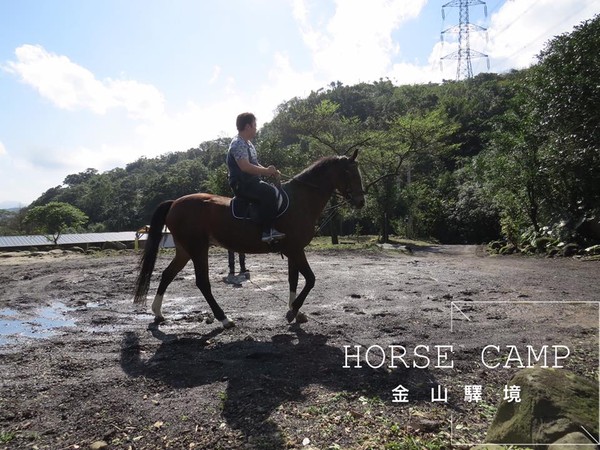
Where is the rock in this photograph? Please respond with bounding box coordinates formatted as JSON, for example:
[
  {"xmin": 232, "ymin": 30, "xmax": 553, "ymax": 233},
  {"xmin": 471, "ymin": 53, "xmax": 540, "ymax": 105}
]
[
  {"xmin": 0, "ymin": 252, "xmax": 24, "ymax": 258},
  {"xmin": 407, "ymin": 417, "xmax": 442, "ymax": 432},
  {"xmin": 561, "ymin": 243, "xmax": 579, "ymax": 257},
  {"xmin": 499, "ymin": 244, "xmax": 516, "ymax": 255},
  {"xmin": 102, "ymin": 241, "xmax": 127, "ymax": 250},
  {"xmin": 89, "ymin": 441, "xmax": 108, "ymax": 450},
  {"xmin": 533, "ymin": 237, "xmax": 553, "ymax": 252},
  {"xmin": 486, "ymin": 368, "xmax": 598, "ymax": 445},
  {"xmin": 548, "ymin": 432, "xmax": 597, "ymax": 450},
  {"xmin": 576, "ymin": 216, "xmax": 600, "ymax": 241},
  {"xmin": 489, "ymin": 240, "xmax": 506, "ymax": 251},
  {"xmin": 377, "ymin": 243, "xmax": 412, "ymax": 253},
  {"xmin": 584, "ymin": 244, "xmax": 600, "ymax": 256},
  {"xmin": 521, "ymin": 244, "xmax": 535, "ymax": 254},
  {"xmin": 471, "ymin": 445, "xmax": 509, "ymax": 450}
]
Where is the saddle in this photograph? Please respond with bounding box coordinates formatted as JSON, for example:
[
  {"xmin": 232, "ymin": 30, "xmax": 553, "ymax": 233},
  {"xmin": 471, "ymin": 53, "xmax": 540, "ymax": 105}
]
[{"xmin": 230, "ymin": 184, "xmax": 289, "ymax": 221}]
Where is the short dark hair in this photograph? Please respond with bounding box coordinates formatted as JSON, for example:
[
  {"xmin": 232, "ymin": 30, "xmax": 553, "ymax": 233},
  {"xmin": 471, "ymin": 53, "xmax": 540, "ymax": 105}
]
[{"xmin": 236, "ymin": 112, "xmax": 256, "ymax": 132}]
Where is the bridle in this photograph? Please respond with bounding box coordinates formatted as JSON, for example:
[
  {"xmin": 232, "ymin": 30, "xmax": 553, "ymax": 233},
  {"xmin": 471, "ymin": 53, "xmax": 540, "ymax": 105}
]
[
  {"xmin": 337, "ymin": 165, "xmax": 365, "ymax": 206},
  {"xmin": 281, "ymin": 160, "xmax": 365, "ymax": 206}
]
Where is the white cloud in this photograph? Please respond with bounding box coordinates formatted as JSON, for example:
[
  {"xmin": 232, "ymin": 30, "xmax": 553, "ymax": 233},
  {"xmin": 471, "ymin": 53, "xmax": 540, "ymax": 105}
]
[
  {"xmin": 5, "ymin": 44, "xmax": 165, "ymax": 121},
  {"xmin": 209, "ymin": 65, "xmax": 221, "ymax": 84},
  {"xmin": 293, "ymin": 0, "xmax": 427, "ymax": 85},
  {"xmin": 2, "ymin": 44, "xmax": 238, "ymax": 178},
  {"xmin": 1, "ymin": 43, "xmax": 256, "ymax": 202},
  {"xmin": 290, "ymin": 0, "xmax": 600, "ymax": 86},
  {"xmin": 3, "ymin": 0, "xmax": 598, "ymax": 206},
  {"xmin": 482, "ymin": 0, "xmax": 599, "ymax": 72},
  {"xmin": 255, "ymin": 51, "xmax": 319, "ymax": 118},
  {"xmin": 108, "ymin": 51, "xmax": 319, "ymax": 164},
  {"xmin": 133, "ymin": 98, "xmax": 242, "ymax": 153},
  {"xmin": 292, "ymin": 0, "xmax": 309, "ymax": 24}
]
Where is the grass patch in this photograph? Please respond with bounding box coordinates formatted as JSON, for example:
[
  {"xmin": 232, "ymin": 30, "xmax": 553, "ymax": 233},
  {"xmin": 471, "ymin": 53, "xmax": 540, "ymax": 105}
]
[
  {"xmin": 384, "ymin": 435, "xmax": 447, "ymax": 450},
  {"xmin": 307, "ymin": 235, "xmax": 434, "ymax": 251},
  {"xmin": 0, "ymin": 432, "xmax": 16, "ymax": 444},
  {"xmin": 162, "ymin": 235, "xmax": 436, "ymax": 255}
]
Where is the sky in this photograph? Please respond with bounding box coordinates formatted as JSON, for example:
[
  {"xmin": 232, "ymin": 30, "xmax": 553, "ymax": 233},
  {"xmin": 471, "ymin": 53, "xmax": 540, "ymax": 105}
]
[{"xmin": 1, "ymin": 0, "xmax": 599, "ymax": 208}]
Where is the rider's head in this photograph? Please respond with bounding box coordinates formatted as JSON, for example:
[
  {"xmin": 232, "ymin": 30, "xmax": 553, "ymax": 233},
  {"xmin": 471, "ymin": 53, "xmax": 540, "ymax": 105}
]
[{"xmin": 236, "ymin": 112, "xmax": 256, "ymax": 133}]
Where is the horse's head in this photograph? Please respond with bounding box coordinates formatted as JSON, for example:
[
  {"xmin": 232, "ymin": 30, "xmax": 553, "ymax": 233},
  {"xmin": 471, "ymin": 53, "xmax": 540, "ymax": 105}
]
[{"xmin": 338, "ymin": 149, "xmax": 365, "ymax": 208}]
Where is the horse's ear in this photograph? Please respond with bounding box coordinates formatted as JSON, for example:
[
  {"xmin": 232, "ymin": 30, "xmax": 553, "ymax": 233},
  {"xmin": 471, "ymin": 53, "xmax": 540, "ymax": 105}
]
[{"xmin": 350, "ymin": 148, "xmax": 359, "ymax": 161}]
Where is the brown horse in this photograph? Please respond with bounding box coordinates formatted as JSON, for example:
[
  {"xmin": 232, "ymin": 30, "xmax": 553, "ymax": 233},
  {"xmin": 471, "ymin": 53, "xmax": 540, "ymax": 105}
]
[{"xmin": 133, "ymin": 149, "xmax": 365, "ymax": 328}]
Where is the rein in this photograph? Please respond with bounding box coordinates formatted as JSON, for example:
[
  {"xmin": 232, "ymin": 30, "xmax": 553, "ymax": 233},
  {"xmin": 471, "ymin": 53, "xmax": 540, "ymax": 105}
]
[
  {"xmin": 280, "ymin": 172, "xmax": 360, "ymax": 203},
  {"xmin": 279, "ymin": 168, "xmax": 362, "ymax": 235},
  {"xmin": 279, "ymin": 157, "xmax": 365, "ymax": 233},
  {"xmin": 280, "ymin": 172, "xmax": 319, "ymax": 191},
  {"xmin": 314, "ymin": 203, "xmax": 342, "ymax": 234}
]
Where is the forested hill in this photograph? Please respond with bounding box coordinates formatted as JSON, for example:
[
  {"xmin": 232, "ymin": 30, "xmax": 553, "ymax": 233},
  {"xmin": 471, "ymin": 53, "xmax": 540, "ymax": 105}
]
[{"xmin": 3, "ymin": 15, "xmax": 599, "ymax": 247}]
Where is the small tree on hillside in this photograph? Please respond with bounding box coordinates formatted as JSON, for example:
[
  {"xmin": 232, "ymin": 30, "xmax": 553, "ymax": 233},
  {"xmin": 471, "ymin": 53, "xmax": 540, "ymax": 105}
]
[{"xmin": 24, "ymin": 202, "xmax": 89, "ymax": 245}]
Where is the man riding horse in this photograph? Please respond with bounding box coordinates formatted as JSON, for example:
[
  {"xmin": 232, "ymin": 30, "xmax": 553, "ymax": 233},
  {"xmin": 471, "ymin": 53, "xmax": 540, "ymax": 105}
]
[
  {"xmin": 134, "ymin": 117, "xmax": 365, "ymax": 329},
  {"xmin": 226, "ymin": 112, "xmax": 285, "ymax": 243}
]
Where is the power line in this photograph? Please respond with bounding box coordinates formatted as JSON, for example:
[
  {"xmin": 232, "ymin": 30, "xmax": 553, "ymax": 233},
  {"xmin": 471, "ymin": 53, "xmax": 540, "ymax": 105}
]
[
  {"xmin": 504, "ymin": 3, "xmax": 600, "ymax": 62},
  {"xmin": 485, "ymin": 0, "xmax": 504, "ymax": 17},
  {"xmin": 489, "ymin": 0, "xmax": 541, "ymax": 39}
]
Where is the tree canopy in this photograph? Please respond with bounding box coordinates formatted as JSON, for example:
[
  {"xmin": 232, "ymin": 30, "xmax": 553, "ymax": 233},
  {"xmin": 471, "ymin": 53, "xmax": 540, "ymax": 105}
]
[
  {"xmin": 23, "ymin": 202, "xmax": 89, "ymax": 245},
  {"xmin": 4, "ymin": 15, "xmax": 599, "ymax": 249}
]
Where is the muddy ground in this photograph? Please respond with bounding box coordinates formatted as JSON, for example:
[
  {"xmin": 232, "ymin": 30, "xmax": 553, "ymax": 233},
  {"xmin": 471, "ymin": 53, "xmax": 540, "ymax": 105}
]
[{"xmin": 0, "ymin": 245, "xmax": 598, "ymax": 450}]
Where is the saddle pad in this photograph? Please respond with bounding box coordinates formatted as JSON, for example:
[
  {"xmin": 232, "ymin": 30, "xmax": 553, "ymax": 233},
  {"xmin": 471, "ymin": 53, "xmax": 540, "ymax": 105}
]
[{"xmin": 230, "ymin": 185, "xmax": 289, "ymax": 220}]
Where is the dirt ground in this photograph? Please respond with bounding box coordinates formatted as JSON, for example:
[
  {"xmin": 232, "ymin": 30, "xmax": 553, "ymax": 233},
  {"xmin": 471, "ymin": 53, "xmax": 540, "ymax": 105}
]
[{"xmin": 0, "ymin": 245, "xmax": 598, "ymax": 450}]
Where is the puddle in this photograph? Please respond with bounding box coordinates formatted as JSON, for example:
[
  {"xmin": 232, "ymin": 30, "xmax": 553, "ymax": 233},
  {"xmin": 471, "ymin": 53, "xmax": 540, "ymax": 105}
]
[{"xmin": 0, "ymin": 303, "xmax": 76, "ymax": 345}]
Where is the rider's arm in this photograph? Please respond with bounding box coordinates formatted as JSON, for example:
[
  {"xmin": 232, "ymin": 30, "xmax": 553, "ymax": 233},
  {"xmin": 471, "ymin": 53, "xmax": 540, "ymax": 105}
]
[{"xmin": 236, "ymin": 157, "xmax": 280, "ymax": 179}]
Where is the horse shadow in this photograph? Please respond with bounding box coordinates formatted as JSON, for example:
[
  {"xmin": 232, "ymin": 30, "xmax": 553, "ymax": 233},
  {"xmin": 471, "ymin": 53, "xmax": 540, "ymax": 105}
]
[{"xmin": 120, "ymin": 324, "xmax": 441, "ymax": 446}]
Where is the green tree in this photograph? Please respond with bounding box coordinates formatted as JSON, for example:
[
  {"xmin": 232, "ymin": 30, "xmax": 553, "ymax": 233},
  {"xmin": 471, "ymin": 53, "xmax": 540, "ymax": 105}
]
[
  {"xmin": 23, "ymin": 202, "xmax": 88, "ymax": 245},
  {"xmin": 476, "ymin": 72, "xmax": 548, "ymax": 243},
  {"xmin": 526, "ymin": 15, "xmax": 600, "ymax": 235},
  {"xmin": 63, "ymin": 168, "xmax": 99, "ymax": 187},
  {"xmin": 478, "ymin": 16, "xmax": 600, "ymax": 245},
  {"xmin": 362, "ymin": 108, "xmax": 459, "ymax": 241},
  {"xmin": 205, "ymin": 163, "xmax": 231, "ymax": 197},
  {"xmin": 0, "ymin": 209, "xmax": 26, "ymax": 236},
  {"xmin": 264, "ymin": 97, "xmax": 370, "ymax": 243}
]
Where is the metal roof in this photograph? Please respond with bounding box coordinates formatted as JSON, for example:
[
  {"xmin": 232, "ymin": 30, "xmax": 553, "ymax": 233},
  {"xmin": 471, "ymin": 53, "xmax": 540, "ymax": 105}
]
[{"xmin": 0, "ymin": 231, "xmax": 146, "ymax": 249}]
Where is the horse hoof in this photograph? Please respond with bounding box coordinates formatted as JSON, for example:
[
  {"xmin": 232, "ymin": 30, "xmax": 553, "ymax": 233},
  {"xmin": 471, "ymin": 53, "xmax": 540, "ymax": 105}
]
[
  {"xmin": 295, "ymin": 312, "xmax": 308, "ymax": 324},
  {"xmin": 286, "ymin": 310, "xmax": 297, "ymax": 323},
  {"xmin": 154, "ymin": 316, "xmax": 165, "ymax": 324},
  {"xmin": 222, "ymin": 318, "xmax": 235, "ymax": 329}
]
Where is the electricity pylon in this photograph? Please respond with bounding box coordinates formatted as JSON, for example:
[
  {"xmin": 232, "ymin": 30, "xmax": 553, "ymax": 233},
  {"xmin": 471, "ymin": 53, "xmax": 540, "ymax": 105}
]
[{"xmin": 441, "ymin": 0, "xmax": 490, "ymax": 80}]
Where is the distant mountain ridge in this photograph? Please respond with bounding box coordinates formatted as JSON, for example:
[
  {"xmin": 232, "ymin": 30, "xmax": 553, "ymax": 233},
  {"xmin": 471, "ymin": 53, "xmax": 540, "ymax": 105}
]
[{"xmin": 0, "ymin": 201, "xmax": 25, "ymax": 211}]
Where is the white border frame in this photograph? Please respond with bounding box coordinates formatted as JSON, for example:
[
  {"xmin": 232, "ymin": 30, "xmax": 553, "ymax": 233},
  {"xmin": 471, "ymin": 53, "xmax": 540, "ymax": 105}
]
[{"xmin": 448, "ymin": 300, "xmax": 600, "ymax": 447}]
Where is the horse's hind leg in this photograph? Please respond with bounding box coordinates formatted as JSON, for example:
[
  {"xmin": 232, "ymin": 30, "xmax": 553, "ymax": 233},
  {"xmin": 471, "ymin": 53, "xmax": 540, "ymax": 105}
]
[
  {"xmin": 152, "ymin": 246, "xmax": 190, "ymax": 322},
  {"xmin": 192, "ymin": 246, "xmax": 234, "ymax": 329}
]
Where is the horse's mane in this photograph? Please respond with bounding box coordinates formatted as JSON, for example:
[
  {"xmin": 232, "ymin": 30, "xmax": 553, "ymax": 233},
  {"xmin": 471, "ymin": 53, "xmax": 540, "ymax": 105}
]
[{"xmin": 291, "ymin": 155, "xmax": 345, "ymax": 183}]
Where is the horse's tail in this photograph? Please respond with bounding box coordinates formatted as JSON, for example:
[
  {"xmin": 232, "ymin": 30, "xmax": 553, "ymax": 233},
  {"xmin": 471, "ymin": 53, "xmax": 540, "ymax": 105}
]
[{"xmin": 133, "ymin": 200, "xmax": 174, "ymax": 304}]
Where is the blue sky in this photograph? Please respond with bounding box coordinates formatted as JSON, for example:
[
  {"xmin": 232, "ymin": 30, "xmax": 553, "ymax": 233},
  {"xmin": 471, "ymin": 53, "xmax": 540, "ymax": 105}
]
[{"xmin": 1, "ymin": 0, "xmax": 599, "ymax": 208}]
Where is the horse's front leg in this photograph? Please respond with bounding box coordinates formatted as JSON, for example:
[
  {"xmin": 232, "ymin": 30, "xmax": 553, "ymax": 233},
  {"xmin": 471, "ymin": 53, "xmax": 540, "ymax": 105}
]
[{"xmin": 286, "ymin": 251, "xmax": 315, "ymax": 324}]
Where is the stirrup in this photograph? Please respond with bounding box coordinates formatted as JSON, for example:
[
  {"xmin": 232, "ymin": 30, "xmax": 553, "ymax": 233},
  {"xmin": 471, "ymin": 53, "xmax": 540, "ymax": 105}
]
[{"xmin": 261, "ymin": 229, "xmax": 285, "ymax": 242}]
